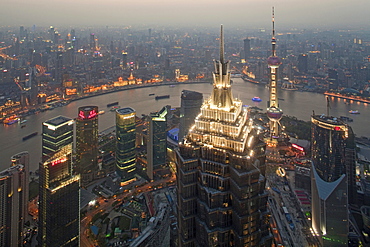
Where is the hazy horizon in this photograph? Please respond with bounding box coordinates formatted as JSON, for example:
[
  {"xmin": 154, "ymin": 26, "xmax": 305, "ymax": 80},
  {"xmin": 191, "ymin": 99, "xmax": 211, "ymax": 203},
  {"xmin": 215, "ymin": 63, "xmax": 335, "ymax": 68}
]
[{"xmin": 1, "ymin": 0, "xmax": 370, "ymax": 30}]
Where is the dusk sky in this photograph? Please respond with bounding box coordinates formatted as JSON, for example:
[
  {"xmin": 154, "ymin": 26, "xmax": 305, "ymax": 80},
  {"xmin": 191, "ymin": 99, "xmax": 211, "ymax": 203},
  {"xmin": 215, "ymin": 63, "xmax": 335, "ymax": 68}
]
[{"xmin": 2, "ymin": 0, "xmax": 370, "ymax": 29}]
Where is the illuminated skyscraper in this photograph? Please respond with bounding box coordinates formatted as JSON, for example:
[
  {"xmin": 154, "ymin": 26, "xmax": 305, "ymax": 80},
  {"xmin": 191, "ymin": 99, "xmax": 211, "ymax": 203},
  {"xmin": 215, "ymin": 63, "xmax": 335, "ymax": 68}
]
[
  {"xmin": 0, "ymin": 152, "xmax": 29, "ymax": 247},
  {"xmin": 76, "ymin": 106, "xmax": 99, "ymax": 186},
  {"xmin": 311, "ymin": 115, "xmax": 356, "ymax": 246},
  {"xmin": 267, "ymin": 8, "xmax": 283, "ymax": 140},
  {"xmin": 147, "ymin": 106, "xmax": 168, "ymax": 180},
  {"xmin": 179, "ymin": 90, "xmax": 203, "ymax": 141},
  {"xmin": 38, "ymin": 145, "xmax": 80, "ymax": 247},
  {"xmin": 176, "ymin": 26, "xmax": 271, "ymax": 247},
  {"xmin": 42, "ymin": 116, "xmax": 74, "ymax": 156},
  {"xmin": 116, "ymin": 107, "xmax": 136, "ymax": 184}
]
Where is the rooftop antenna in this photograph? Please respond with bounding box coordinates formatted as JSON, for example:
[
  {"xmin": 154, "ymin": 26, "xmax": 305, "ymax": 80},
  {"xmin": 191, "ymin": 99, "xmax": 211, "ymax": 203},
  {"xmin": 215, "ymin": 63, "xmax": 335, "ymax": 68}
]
[
  {"xmin": 220, "ymin": 24, "xmax": 224, "ymax": 63},
  {"xmin": 271, "ymin": 7, "xmax": 276, "ymax": 57}
]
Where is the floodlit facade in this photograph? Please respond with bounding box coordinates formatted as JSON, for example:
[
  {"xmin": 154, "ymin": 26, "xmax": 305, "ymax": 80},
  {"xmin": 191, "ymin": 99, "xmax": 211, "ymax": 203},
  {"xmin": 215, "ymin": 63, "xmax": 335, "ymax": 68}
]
[
  {"xmin": 116, "ymin": 107, "xmax": 136, "ymax": 184},
  {"xmin": 76, "ymin": 106, "xmax": 99, "ymax": 186},
  {"xmin": 38, "ymin": 144, "xmax": 80, "ymax": 247},
  {"xmin": 311, "ymin": 115, "xmax": 356, "ymax": 246},
  {"xmin": 42, "ymin": 116, "xmax": 74, "ymax": 156},
  {"xmin": 176, "ymin": 26, "xmax": 271, "ymax": 247},
  {"xmin": 147, "ymin": 106, "xmax": 168, "ymax": 180}
]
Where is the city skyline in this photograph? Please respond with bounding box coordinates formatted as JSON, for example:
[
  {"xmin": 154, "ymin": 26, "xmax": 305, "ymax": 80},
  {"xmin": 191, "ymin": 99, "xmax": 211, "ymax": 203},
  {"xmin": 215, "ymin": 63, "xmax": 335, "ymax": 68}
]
[{"xmin": 1, "ymin": 0, "xmax": 370, "ymax": 29}]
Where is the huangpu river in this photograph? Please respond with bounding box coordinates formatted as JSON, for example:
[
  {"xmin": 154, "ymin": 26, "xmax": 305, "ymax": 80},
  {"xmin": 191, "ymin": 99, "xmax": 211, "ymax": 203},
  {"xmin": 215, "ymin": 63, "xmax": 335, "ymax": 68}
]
[{"xmin": 0, "ymin": 78, "xmax": 369, "ymax": 171}]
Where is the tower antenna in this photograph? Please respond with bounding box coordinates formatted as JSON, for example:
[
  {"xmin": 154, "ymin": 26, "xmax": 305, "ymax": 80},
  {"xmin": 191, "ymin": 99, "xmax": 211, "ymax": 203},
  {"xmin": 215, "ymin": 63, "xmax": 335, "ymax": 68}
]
[
  {"xmin": 271, "ymin": 7, "xmax": 276, "ymax": 57},
  {"xmin": 220, "ymin": 25, "xmax": 224, "ymax": 63}
]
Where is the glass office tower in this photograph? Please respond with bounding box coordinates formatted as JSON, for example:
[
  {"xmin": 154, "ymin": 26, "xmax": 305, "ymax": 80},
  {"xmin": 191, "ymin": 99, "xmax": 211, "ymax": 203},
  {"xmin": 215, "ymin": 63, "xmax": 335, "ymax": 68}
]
[
  {"xmin": 311, "ymin": 115, "xmax": 356, "ymax": 246},
  {"xmin": 42, "ymin": 116, "xmax": 74, "ymax": 156},
  {"xmin": 147, "ymin": 106, "xmax": 168, "ymax": 180},
  {"xmin": 76, "ymin": 106, "xmax": 99, "ymax": 186},
  {"xmin": 38, "ymin": 144, "xmax": 80, "ymax": 247},
  {"xmin": 116, "ymin": 107, "xmax": 136, "ymax": 184}
]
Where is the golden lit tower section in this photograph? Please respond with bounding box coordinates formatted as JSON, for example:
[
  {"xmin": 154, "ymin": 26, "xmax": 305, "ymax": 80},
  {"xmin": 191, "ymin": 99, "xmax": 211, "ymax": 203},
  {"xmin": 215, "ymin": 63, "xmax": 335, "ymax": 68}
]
[
  {"xmin": 210, "ymin": 25, "xmax": 234, "ymax": 110},
  {"xmin": 176, "ymin": 26, "xmax": 272, "ymax": 247},
  {"xmin": 267, "ymin": 7, "xmax": 283, "ymax": 139}
]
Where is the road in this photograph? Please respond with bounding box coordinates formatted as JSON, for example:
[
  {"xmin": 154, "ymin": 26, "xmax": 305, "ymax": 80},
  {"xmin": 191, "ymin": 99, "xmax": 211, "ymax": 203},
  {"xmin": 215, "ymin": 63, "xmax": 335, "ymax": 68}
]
[{"xmin": 80, "ymin": 174, "xmax": 176, "ymax": 247}]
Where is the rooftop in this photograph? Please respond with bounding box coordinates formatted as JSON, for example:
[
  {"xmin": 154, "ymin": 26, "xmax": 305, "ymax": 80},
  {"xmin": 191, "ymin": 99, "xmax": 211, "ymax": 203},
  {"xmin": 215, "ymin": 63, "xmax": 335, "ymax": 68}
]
[
  {"xmin": 44, "ymin": 115, "xmax": 73, "ymax": 127},
  {"xmin": 116, "ymin": 107, "xmax": 135, "ymax": 115}
]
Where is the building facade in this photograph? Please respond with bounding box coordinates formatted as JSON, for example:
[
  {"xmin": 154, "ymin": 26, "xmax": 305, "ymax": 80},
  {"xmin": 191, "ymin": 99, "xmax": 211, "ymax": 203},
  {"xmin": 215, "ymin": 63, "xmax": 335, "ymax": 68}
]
[
  {"xmin": 38, "ymin": 144, "xmax": 80, "ymax": 247},
  {"xmin": 176, "ymin": 26, "xmax": 271, "ymax": 247},
  {"xmin": 42, "ymin": 116, "xmax": 74, "ymax": 156},
  {"xmin": 76, "ymin": 106, "xmax": 99, "ymax": 186},
  {"xmin": 179, "ymin": 90, "xmax": 203, "ymax": 141},
  {"xmin": 116, "ymin": 107, "xmax": 137, "ymax": 184},
  {"xmin": 311, "ymin": 115, "xmax": 356, "ymax": 246},
  {"xmin": 0, "ymin": 152, "xmax": 29, "ymax": 247},
  {"xmin": 147, "ymin": 106, "xmax": 168, "ymax": 180}
]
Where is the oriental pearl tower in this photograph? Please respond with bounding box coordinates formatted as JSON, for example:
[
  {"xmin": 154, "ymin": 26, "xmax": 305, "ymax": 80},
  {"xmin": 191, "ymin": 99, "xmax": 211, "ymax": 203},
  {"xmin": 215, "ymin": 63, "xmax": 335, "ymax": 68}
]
[{"xmin": 267, "ymin": 7, "xmax": 283, "ymax": 141}]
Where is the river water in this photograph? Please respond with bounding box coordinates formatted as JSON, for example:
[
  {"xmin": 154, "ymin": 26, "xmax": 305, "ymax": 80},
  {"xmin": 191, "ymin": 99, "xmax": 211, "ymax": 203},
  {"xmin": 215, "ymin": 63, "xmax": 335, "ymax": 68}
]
[{"xmin": 1, "ymin": 78, "xmax": 368, "ymax": 171}]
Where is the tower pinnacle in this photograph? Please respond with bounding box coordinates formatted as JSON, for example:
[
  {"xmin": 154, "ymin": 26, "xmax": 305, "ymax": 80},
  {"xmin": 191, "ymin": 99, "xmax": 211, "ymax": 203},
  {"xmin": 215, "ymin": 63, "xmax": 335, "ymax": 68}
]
[
  {"xmin": 220, "ymin": 24, "xmax": 224, "ymax": 63},
  {"xmin": 210, "ymin": 25, "xmax": 233, "ymax": 109}
]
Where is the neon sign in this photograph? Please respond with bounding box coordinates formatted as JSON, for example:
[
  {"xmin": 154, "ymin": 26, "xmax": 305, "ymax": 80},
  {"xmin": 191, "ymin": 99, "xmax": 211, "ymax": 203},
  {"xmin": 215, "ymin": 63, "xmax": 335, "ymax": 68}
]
[
  {"xmin": 78, "ymin": 110, "xmax": 97, "ymax": 120},
  {"xmin": 292, "ymin": 143, "xmax": 304, "ymax": 152},
  {"xmin": 51, "ymin": 157, "xmax": 67, "ymax": 166},
  {"xmin": 334, "ymin": 126, "xmax": 341, "ymax": 131}
]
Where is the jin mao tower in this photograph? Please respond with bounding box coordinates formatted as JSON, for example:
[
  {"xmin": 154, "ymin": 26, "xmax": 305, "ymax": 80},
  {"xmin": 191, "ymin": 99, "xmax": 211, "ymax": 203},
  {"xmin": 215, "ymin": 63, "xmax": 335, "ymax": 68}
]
[{"xmin": 176, "ymin": 25, "xmax": 271, "ymax": 247}]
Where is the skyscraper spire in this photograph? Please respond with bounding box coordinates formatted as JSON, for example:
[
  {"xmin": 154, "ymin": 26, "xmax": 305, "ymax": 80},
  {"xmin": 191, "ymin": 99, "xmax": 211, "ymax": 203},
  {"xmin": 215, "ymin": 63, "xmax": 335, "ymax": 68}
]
[
  {"xmin": 220, "ymin": 24, "xmax": 224, "ymax": 63},
  {"xmin": 210, "ymin": 25, "xmax": 233, "ymax": 109}
]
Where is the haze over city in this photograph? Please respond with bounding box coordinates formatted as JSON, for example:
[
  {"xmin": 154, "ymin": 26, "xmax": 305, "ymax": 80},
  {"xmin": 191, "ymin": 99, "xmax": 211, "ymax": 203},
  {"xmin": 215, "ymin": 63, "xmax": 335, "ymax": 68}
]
[
  {"xmin": 2, "ymin": 0, "xmax": 370, "ymax": 246},
  {"xmin": 2, "ymin": 0, "xmax": 370, "ymax": 28}
]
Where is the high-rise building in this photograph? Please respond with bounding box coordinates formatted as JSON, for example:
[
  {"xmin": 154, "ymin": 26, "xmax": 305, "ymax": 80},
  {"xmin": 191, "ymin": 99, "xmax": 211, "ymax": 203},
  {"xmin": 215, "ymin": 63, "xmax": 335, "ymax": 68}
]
[
  {"xmin": 147, "ymin": 106, "xmax": 168, "ymax": 180},
  {"xmin": 297, "ymin": 54, "xmax": 308, "ymax": 73},
  {"xmin": 116, "ymin": 107, "xmax": 137, "ymax": 184},
  {"xmin": 179, "ymin": 90, "xmax": 203, "ymax": 141},
  {"xmin": 38, "ymin": 144, "xmax": 80, "ymax": 247},
  {"xmin": 267, "ymin": 8, "xmax": 283, "ymax": 141},
  {"xmin": 243, "ymin": 38, "xmax": 251, "ymax": 60},
  {"xmin": 42, "ymin": 116, "xmax": 74, "ymax": 156},
  {"xmin": 55, "ymin": 51, "xmax": 63, "ymax": 86},
  {"xmin": 176, "ymin": 26, "xmax": 271, "ymax": 247},
  {"xmin": 90, "ymin": 33, "xmax": 96, "ymax": 51},
  {"xmin": 0, "ymin": 152, "xmax": 29, "ymax": 247},
  {"xmin": 76, "ymin": 106, "xmax": 99, "ymax": 186},
  {"xmin": 311, "ymin": 115, "xmax": 356, "ymax": 246}
]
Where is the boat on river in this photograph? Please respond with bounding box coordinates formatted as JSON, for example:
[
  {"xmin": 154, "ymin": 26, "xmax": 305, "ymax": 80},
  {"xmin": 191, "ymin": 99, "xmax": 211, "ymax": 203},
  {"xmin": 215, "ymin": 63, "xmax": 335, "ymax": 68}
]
[
  {"xmin": 349, "ymin": 110, "xmax": 360, "ymax": 114},
  {"xmin": 252, "ymin": 97, "xmax": 262, "ymax": 102},
  {"xmin": 107, "ymin": 102, "xmax": 119, "ymax": 107},
  {"xmin": 23, "ymin": 132, "xmax": 38, "ymax": 141},
  {"xmin": 3, "ymin": 116, "xmax": 19, "ymax": 125},
  {"xmin": 155, "ymin": 95, "xmax": 170, "ymax": 100}
]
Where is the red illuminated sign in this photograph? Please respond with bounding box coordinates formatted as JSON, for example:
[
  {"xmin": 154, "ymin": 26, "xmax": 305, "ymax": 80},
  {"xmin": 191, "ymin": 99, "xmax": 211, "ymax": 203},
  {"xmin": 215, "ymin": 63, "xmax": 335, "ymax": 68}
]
[
  {"xmin": 334, "ymin": 126, "xmax": 341, "ymax": 131},
  {"xmin": 88, "ymin": 110, "xmax": 97, "ymax": 119},
  {"xmin": 51, "ymin": 157, "xmax": 67, "ymax": 166},
  {"xmin": 292, "ymin": 143, "xmax": 304, "ymax": 152},
  {"xmin": 78, "ymin": 109, "xmax": 97, "ymax": 120}
]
